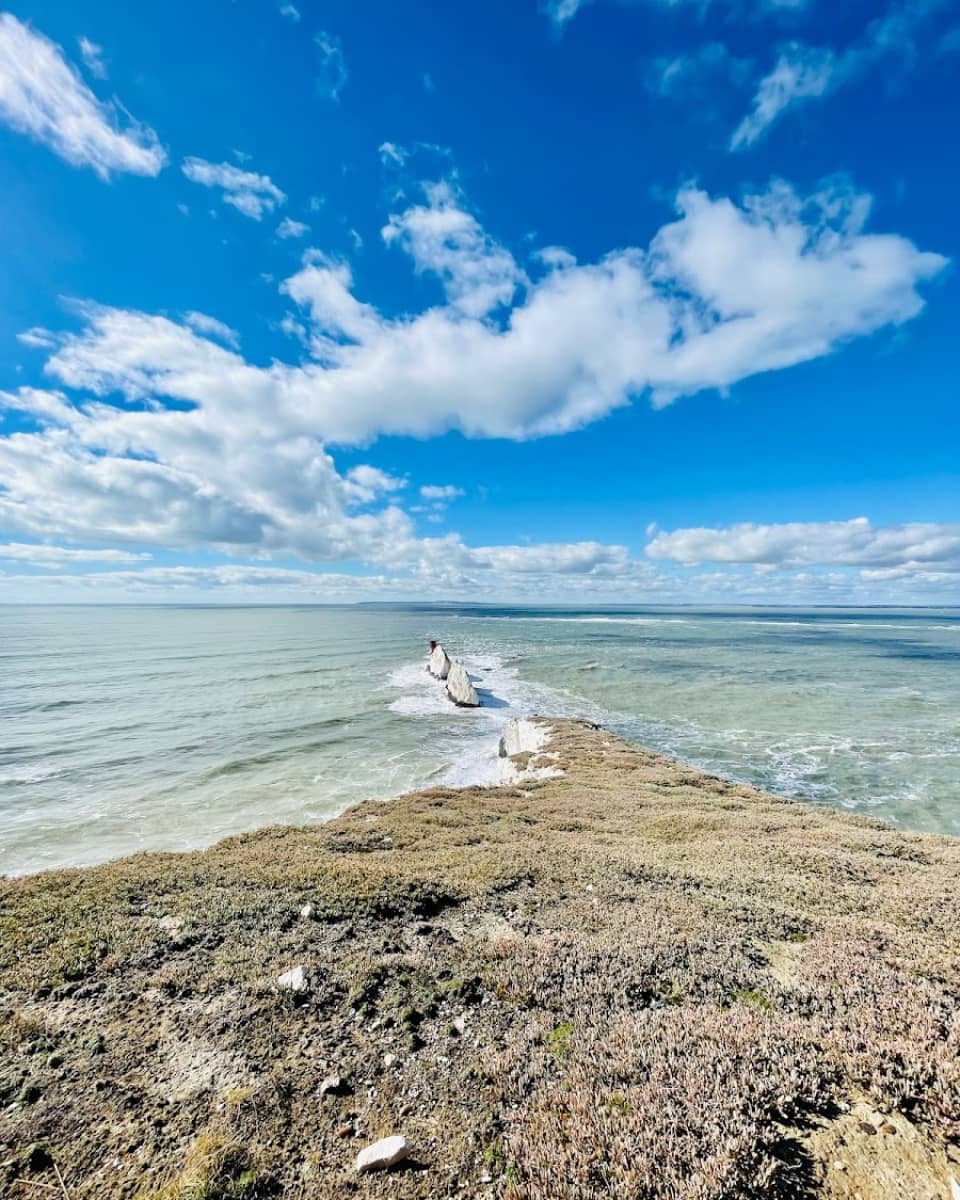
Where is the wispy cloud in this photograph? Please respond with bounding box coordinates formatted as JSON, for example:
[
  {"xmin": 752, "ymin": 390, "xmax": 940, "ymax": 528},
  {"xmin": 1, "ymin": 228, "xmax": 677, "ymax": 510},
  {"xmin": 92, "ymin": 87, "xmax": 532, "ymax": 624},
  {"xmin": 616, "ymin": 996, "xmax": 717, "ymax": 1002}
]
[
  {"xmin": 647, "ymin": 42, "xmax": 753, "ymax": 99},
  {"xmin": 0, "ymin": 14, "xmax": 165, "ymax": 178},
  {"xmin": 279, "ymin": 3, "xmax": 300, "ymax": 21},
  {"xmin": 315, "ymin": 31, "xmax": 348, "ymax": 101},
  {"xmin": 731, "ymin": 43, "xmax": 834, "ymax": 148},
  {"xmin": 0, "ymin": 542, "xmax": 150, "ymax": 567},
  {"xmin": 183, "ymin": 311, "xmax": 240, "ymax": 348},
  {"xmin": 77, "ymin": 35, "xmax": 107, "ymax": 79},
  {"xmin": 733, "ymin": 0, "xmax": 951, "ymax": 149},
  {"xmin": 181, "ymin": 157, "xmax": 286, "ymax": 220},
  {"xmin": 277, "ymin": 216, "xmax": 309, "ymax": 239}
]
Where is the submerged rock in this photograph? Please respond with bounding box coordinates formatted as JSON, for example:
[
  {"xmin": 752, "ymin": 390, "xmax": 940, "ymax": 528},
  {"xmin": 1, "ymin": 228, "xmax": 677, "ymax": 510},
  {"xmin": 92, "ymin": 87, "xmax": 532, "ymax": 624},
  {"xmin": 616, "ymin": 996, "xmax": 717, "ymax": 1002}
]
[
  {"xmin": 427, "ymin": 643, "xmax": 451, "ymax": 679},
  {"xmin": 446, "ymin": 660, "xmax": 479, "ymax": 707},
  {"xmin": 355, "ymin": 1135, "xmax": 411, "ymax": 1173}
]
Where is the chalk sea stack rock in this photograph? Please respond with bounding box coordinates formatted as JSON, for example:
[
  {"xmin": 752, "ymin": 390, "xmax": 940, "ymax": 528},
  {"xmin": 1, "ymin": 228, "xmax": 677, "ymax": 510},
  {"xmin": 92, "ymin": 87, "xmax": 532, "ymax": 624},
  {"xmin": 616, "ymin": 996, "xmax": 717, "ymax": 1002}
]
[
  {"xmin": 427, "ymin": 643, "xmax": 451, "ymax": 679},
  {"xmin": 354, "ymin": 1135, "xmax": 411, "ymax": 1173},
  {"xmin": 446, "ymin": 660, "xmax": 479, "ymax": 707}
]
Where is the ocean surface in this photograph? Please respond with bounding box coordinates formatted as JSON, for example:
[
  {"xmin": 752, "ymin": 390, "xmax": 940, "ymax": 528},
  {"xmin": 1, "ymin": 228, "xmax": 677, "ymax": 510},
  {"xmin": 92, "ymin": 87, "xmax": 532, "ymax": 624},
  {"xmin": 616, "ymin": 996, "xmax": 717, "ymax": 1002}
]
[{"xmin": 1, "ymin": 604, "xmax": 959, "ymax": 875}]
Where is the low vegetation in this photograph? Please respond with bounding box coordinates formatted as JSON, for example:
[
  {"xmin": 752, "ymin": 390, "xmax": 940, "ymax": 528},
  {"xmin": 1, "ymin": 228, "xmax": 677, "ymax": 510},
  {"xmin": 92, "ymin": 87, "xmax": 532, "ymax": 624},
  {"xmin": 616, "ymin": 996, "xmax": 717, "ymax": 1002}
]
[{"xmin": 0, "ymin": 719, "xmax": 958, "ymax": 1198}]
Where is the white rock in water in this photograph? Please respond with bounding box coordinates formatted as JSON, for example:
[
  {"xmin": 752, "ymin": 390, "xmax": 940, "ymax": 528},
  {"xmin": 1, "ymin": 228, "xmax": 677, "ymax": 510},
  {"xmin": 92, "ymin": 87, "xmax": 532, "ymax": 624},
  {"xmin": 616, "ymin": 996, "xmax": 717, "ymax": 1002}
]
[
  {"xmin": 355, "ymin": 1135, "xmax": 411, "ymax": 1173},
  {"xmin": 446, "ymin": 660, "xmax": 479, "ymax": 707},
  {"xmin": 276, "ymin": 965, "xmax": 310, "ymax": 993},
  {"xmin": 427, "ymin": 644, "xmax": 451, "ymax": 679}
]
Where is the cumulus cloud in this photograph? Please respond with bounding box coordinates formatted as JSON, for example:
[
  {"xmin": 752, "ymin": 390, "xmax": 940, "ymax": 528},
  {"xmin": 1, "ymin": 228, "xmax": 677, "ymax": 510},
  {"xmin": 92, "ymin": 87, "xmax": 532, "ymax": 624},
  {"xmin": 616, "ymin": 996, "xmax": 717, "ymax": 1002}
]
[
  {"xmin": 382, "ymin": 181, "xmax": 527, "ymax": 317},
  {"xmin": 0, "ymin": 14, "xmax": 166, "ymax": 178},
  {"xmin": 315, "ymin": 31, "xmax": 348, "ymax": 101},
  {"xmin": 0, "ymin": 177, "xmax": 947, "ymax": 599},
  {"xmin": 646, "ymin": 518, "xmax": 960, "ymax": 576},
  {"xmin": 343, "ymin": 465, "xmax": 406, "ymax": 505},
  {"xmin": 181, "ymin": 157, "xmax": 286, "ymax": 220},
  {"xmin": 34, "ymin": 177, "xmax": 945, "ymax": 446}
]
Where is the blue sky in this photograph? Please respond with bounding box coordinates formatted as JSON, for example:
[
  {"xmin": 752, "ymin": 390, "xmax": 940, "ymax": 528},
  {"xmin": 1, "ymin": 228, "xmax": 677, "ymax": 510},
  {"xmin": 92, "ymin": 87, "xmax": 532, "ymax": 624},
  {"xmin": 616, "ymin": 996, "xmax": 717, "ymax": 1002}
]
[{"xmin": 0, "ymin": 0, "xmax": 957, "ymax": 604}]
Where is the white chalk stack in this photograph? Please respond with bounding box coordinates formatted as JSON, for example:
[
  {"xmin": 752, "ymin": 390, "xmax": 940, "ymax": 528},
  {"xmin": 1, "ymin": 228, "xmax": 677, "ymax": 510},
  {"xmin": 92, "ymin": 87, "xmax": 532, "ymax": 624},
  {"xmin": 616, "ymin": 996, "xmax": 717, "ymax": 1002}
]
[
  {"xmin": 427, "ymin": 643, "xmax": 452, "ymax": 679},
  {"xmin": 445, "ymin": 660, "xmax": 480, "ymax": 708},
  {"xmin": 425, "ymin": 642, "xmax": 480, "ymax": 707}
]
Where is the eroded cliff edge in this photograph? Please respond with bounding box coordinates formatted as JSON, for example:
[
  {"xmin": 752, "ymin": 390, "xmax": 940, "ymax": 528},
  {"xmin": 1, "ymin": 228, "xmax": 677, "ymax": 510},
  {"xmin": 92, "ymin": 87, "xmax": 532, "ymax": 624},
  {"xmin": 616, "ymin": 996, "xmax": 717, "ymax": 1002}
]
[{"xmin": 1, "ymin": 719, "xmax": 958, "ymax": 1199}]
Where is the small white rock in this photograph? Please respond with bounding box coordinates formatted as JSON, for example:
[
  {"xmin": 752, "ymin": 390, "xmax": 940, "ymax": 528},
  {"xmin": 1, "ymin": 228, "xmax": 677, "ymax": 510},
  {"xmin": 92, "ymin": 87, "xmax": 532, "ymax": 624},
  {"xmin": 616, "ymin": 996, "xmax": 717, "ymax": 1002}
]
[
  {"xmin": 453, "ymin": 1015, "xmax": 467, "ymax": 1035},
  {"xmin": 276, "ymin": 965, "xmax": 310, "ymax": 994},
  {"xmin": 950, "ymin": 1176, "xmax": 960, "ymax": 1200},
  {"xmin": 320, "ymin": 1074, "xmax": 343, "ymax": 1096},
  {"xmin": 383, "ymin": 1052, "xmax": 397, "ymax": 1068},
  {"xmin": 299, "ymin": 902, "xmax": 315, "ymax": 920},
  {"xmin": 354, "ymin": 1135, "xmax": 411, "ymax": 1173}
]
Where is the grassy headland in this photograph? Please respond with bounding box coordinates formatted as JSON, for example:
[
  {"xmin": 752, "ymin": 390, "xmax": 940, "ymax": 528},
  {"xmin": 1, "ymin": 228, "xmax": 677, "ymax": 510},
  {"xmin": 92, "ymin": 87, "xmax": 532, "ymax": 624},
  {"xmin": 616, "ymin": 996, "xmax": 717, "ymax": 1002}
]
[{"xmin": 1, "ymin": 719, "xmax": 958, "ymax": 1198}]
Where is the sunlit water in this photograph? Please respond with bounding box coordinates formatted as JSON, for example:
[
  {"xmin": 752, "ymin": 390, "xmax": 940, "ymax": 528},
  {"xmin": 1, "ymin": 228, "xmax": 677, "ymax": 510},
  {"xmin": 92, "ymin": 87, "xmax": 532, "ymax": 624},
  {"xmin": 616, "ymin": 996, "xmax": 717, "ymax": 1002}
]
[{"xmin": 1, "ymin": 604, "xmax": 958, "ymax": 874}]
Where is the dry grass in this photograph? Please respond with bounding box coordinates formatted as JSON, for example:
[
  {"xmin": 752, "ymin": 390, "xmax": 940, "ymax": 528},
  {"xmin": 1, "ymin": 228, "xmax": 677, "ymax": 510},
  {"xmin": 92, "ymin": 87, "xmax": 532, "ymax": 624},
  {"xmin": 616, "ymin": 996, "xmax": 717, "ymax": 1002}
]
[{"xmin": 0, "ymin": 719, "xmax": 958, "ymax": 1198}]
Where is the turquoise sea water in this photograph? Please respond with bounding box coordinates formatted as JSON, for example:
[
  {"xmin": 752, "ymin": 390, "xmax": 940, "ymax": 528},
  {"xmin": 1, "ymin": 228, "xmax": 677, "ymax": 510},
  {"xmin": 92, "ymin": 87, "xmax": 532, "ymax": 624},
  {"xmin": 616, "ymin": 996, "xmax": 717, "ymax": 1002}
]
[{"xmin": 1, "ymin": 604, "xmax": 958, "ymax": 874}]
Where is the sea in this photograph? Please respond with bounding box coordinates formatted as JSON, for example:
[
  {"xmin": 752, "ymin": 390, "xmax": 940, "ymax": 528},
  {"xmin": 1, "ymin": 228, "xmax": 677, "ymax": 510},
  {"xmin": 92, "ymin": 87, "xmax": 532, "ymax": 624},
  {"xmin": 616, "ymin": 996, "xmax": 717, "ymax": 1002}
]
[{"xmin": 1, "ymin": 604, "xmax": 959, "ymax": 875}]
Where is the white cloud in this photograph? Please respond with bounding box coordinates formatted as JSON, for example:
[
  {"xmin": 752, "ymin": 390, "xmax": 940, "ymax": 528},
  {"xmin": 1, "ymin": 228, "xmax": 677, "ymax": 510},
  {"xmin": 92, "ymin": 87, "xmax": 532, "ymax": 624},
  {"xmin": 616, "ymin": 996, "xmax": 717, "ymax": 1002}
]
[
  {"xmin": 382, "ymin": 180, "xmax": 527, "ymax": 317},
  {"xmin": 315, "ymin": 31, "xmax": 348, "ymax": 101},
  {"xmin": 16, "ymin": 327, "xmax": 57, "ymax": 349},
  {"xmin": 733, "ymin": 1, "xmax": 950, "ymax": 149},
  {"xmin": 545, "ymin": 0, "xmax": 811, "ymax": 29},
  {"xmin": 0, "ymin": 542, "xmax": 150, "ymax": 566},
  {"xmin": 277, "ymin": 216, "xmax": 310, "ymax": 239},
  {"xmin": 181, "ymin": 157, "xmax": 286, "ymax": 220},
  {"xmin": 731, "ymin": 44, "xmax": 836, "ymax": 148},
  {"xmin": 77, "ymin": 35, "xmax": 107, "ymax": 79},
  {"xmin": 378, "ymin": 141, "xmax": 408, "ymax": 167},
  {"xmin": 35, "ymin": 178, "xmax": 945, "ymax": 447},
  {"xmin": 0, "ymin": 14, "xmax": 165, "ymax": 178},
  {"xmin": 183, "ymin": 311, "xmax": 240, "ymax": 348},
  {"xmin": 646, "ymin": 518, "xmax": 960, "ymax": 575},
  {"xmin": 0, "ymin": 177, "xmax": 947, "ymax": 601},
  {"xmin": 543, "ymin": 0, "xmax": 587, "ymax": 27},
  {"xmin": 279, "ymin": 4, "xmax": 301, "ymax": 21},
  {"xmin": 648, "ymin": 43, "xmax": 753, "ymax": 99},
  {"xmin": 343, "ymin": 465, "xmax": 406, "ymax": 505},
  {"xmin": 420, "ymin": 484, "xmax": 464, "ymax": 501}
]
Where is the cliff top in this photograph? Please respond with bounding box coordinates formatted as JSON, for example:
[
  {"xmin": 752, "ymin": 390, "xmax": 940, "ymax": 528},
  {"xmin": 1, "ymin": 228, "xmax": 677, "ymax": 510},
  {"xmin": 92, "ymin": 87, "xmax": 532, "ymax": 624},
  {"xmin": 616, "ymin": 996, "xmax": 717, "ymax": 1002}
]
[{"xmin": 1, "ymin": 719, "xmax": 958, "ymax": 1199}]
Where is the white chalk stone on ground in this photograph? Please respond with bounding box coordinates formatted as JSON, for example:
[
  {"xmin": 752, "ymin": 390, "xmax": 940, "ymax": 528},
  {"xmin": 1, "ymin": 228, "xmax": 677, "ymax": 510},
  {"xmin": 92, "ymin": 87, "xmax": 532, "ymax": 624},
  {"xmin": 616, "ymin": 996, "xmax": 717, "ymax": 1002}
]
[
  {"xmin": 446, "ymin": 660, "xmax": 479, "ymax": 707},
  {"xmin": 299, "ymin": 902, "xmax": 315, "ymax": 920},
  {"xmin": 355, "ymin": 1135, "xmax": 411, "ymax": 1173},
  {"xmin": 276, "ymin": 965, "xmax": 310, "ymax": 993},
  {"xmin": 427, "ymin": 644, "xmax": 451, "ymax": 679}
]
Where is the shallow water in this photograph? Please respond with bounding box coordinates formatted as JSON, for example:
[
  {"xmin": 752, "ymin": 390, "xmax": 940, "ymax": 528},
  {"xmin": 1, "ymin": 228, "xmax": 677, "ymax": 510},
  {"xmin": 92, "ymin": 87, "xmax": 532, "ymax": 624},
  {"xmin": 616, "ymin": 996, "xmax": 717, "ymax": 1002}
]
[{"xmin": 1, "ymin": 604, "xmax": 958, "ymax": 874}]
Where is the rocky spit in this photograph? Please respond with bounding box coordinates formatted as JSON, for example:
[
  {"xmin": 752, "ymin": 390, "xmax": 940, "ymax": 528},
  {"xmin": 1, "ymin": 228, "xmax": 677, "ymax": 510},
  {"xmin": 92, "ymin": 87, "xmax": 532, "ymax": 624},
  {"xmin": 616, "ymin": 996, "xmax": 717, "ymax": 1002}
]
[{"xmin": 1, "ymin": 718, "xmax": 958, "ymax": 1199}]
